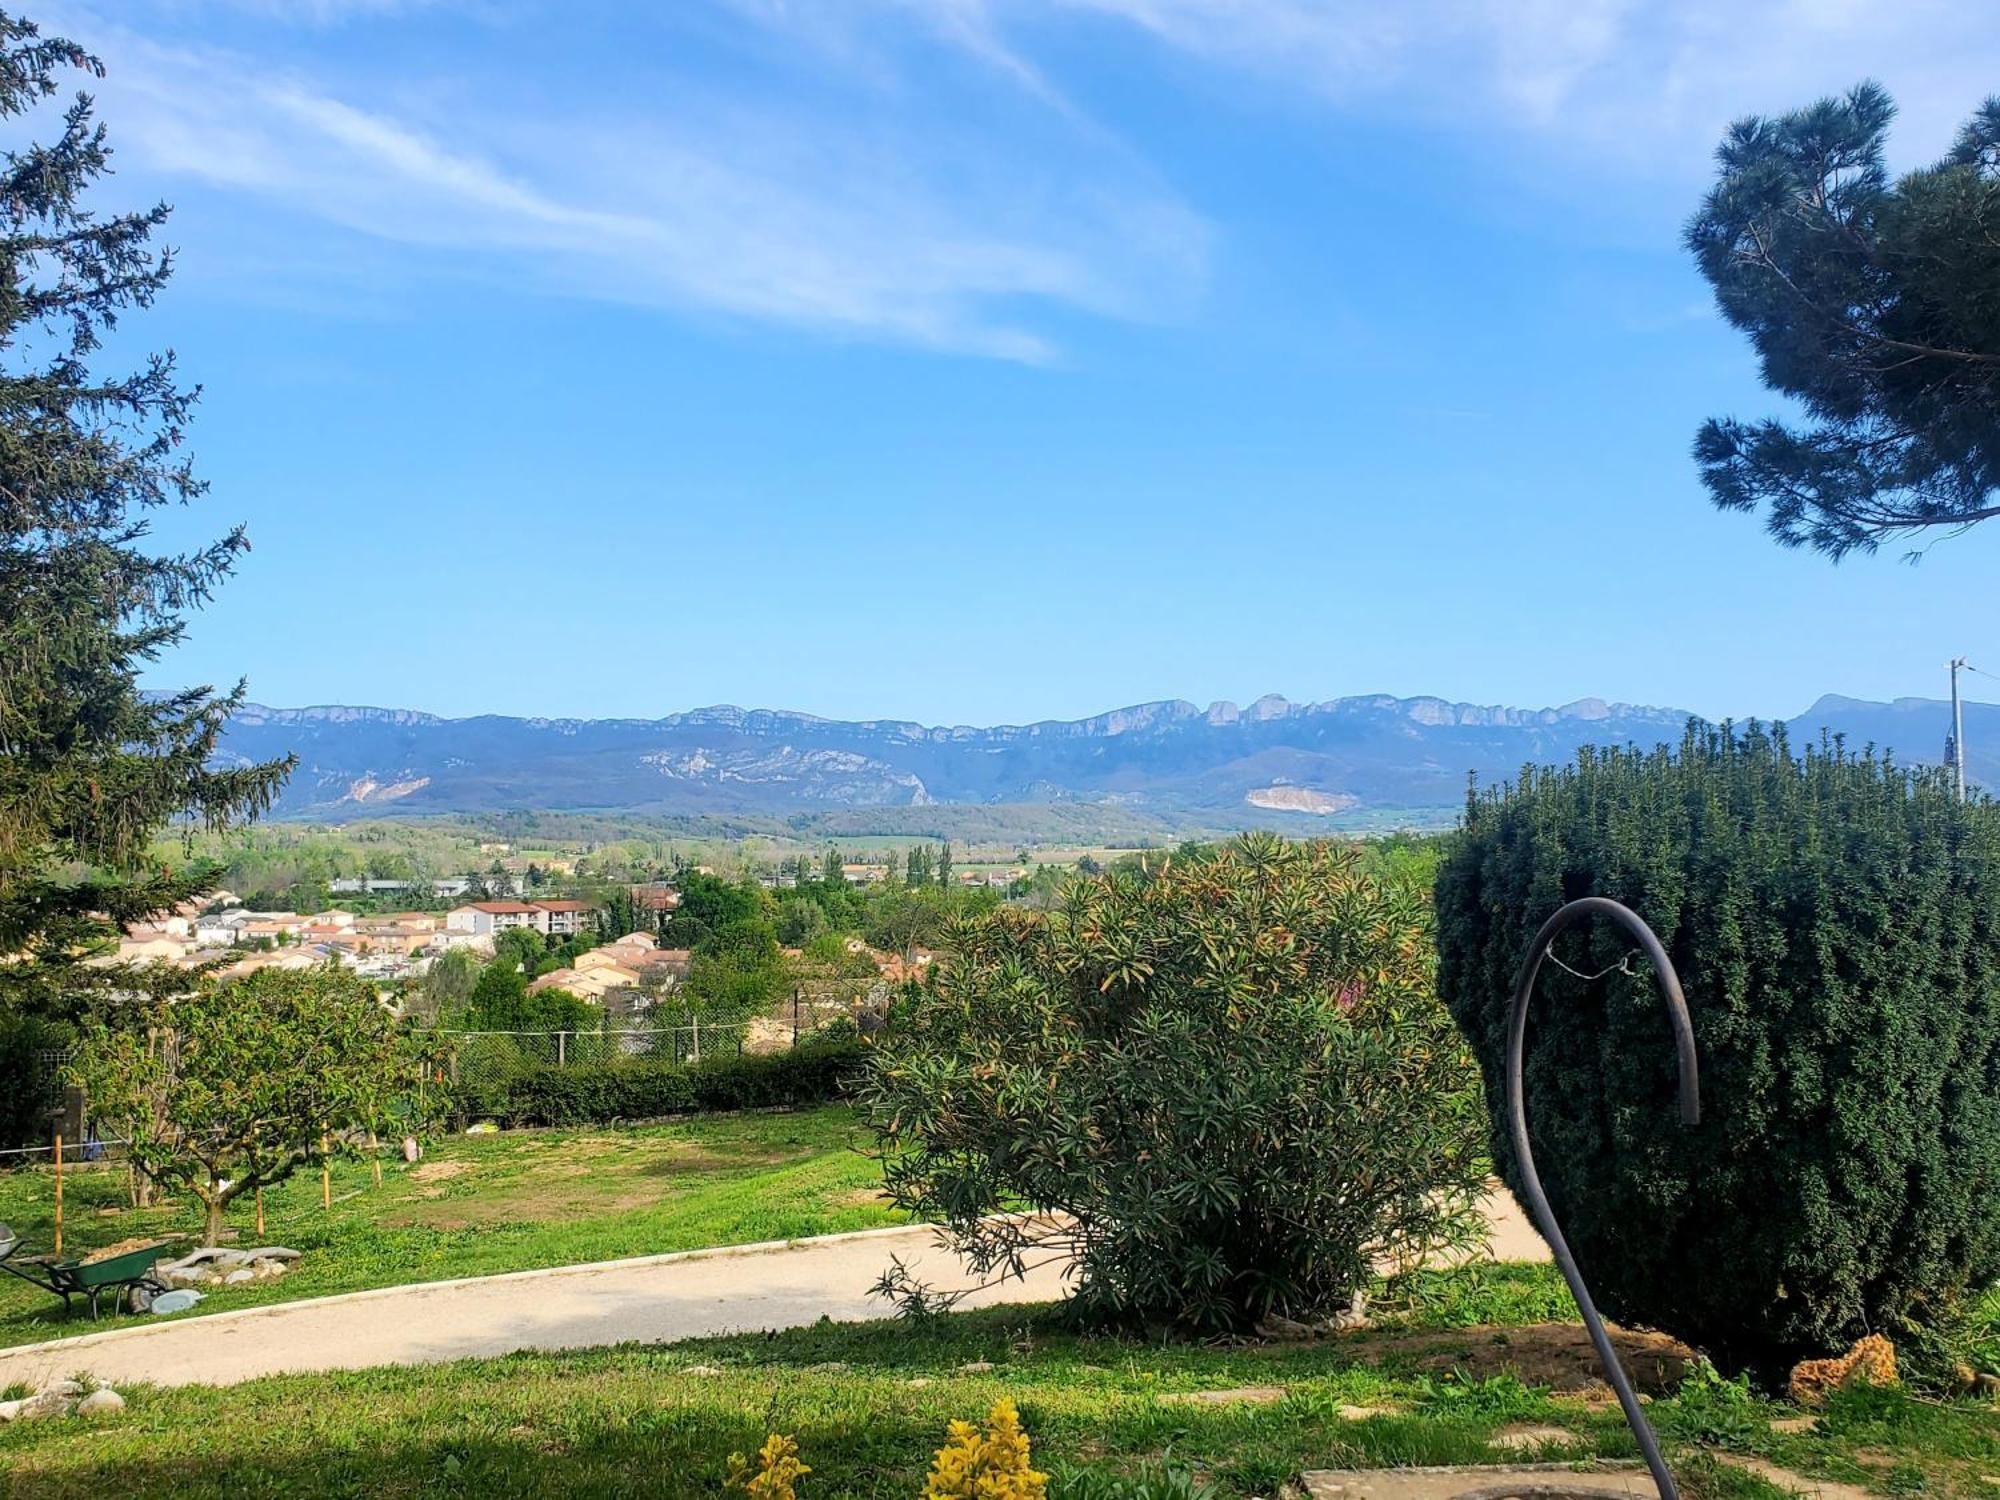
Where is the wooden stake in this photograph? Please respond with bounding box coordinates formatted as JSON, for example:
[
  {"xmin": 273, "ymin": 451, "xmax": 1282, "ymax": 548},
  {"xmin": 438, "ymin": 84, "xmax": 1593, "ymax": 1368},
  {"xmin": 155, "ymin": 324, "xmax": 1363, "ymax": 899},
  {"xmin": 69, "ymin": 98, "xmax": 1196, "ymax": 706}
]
[
  {"xmin": 368, "ymin": 1129, "xmax": 381, "ymax": 1188},
  {"xmin": 256, "ymin": 1186, "xmax": 265, "ymax": 1237},
  {"xmin": 52, "ymin": 1133, "xmax": 63, "ymax": 1256},
  {"xmin": 320, "ymin": 1129, "xmax": 331, "ymax": 1210}
]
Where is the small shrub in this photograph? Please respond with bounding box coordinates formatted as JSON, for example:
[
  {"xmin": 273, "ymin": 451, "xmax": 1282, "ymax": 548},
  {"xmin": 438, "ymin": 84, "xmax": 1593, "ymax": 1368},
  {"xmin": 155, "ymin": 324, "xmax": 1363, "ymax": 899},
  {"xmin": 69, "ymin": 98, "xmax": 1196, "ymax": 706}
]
[
  {"xmin": 1435, "ymin": 723, "xmax": 2000, "ymax": 1375},
  {"xmin": 727, "ymin": 1434, "xmax": 810, "ymax": 1500},
  {"xmin": 864, "ymin": 834, "xmax": 1489, "ymax": 1334},
  {"xmin": 1658, "ymin": 1359, "xmax": 1763, "ymax": 1449},
  {"xmin": 924, "ymin": 1398, "xmax": 1047, "ymax": 1500}
]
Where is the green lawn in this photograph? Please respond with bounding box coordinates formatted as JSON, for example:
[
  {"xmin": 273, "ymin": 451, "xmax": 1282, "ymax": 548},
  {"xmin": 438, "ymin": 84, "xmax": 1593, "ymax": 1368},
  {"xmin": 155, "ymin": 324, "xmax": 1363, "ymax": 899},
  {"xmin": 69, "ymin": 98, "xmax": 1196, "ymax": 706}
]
[
  {"xmin": 1, "ymin": 1265, "xmax": 1993, "ymax": 1500},
  {"xmin": 0, "ymin": 1105, "xmax": 900, "ymax": 1349}
]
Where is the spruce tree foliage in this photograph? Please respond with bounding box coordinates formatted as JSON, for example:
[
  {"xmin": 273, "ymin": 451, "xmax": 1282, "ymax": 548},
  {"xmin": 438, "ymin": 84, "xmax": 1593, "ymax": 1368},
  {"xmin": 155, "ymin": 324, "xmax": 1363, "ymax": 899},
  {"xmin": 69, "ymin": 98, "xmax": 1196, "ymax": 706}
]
[
  {"xmin": 866, "ymin": 834, "xmax": 1489, "ymax": 1334},
  {"xmin": 1688, "ymin": 83, "xmax": 2000, "ymax": 558},
  {"xmin": 0, "ymin": 13, "xmax": 291, "ymax": 1016},
  {"xmin": 1434, "ymin": 723, "xmax": 2000, "ymax": 1375}
]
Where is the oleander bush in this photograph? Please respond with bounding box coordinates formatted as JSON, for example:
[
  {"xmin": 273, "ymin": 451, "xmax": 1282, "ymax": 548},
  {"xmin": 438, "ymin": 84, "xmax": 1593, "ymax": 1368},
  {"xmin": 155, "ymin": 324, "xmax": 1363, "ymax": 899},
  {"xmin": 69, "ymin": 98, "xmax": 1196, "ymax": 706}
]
[
  {"xmin": 459, "ymin": 1040, "xmax": 864, "ymax": 1126},
  {"xmin": 1435, "ymin": 721, "xmax": 2000, "ymax": 1375},
  {"xmin": 863, "ymin": 833, "xmax": 1489, "ymax": 1334}
]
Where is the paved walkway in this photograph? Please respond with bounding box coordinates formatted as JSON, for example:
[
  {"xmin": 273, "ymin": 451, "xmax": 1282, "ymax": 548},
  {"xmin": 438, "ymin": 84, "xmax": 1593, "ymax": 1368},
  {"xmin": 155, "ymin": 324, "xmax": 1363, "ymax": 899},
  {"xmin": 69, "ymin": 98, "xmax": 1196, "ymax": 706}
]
[{"xmin": 0, "ymin": 1193, "xmax": 1547, "ymax": 1391}]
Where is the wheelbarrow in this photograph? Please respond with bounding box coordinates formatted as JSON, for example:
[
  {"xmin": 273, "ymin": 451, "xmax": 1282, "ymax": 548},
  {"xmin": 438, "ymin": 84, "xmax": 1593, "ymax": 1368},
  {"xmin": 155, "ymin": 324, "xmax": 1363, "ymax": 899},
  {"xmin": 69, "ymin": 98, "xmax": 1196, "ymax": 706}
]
[{"xmin": 0, "ymin": 1222, "xmax": 173, "ymax": 1319}]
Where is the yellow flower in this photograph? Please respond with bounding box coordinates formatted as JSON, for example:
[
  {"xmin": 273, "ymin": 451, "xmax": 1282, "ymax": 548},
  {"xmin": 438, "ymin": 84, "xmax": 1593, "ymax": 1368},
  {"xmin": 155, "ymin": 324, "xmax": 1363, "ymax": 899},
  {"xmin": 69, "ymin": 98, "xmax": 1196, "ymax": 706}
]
[
  {"xmin": 923, "ymin": 1399, "xmax": 1048, "ymax": 1500},
  {"xmin": 726, "ymin": 1433, "xmax": 811, "ymax": 1500}
]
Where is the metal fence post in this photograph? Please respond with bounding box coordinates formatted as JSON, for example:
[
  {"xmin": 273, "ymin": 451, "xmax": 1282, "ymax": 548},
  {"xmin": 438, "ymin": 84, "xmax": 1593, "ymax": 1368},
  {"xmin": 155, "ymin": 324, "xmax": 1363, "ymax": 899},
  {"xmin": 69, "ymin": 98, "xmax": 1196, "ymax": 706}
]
[{"xmin": 557, "ymin": 1030, "xmax": 567, "ymax": 1069}]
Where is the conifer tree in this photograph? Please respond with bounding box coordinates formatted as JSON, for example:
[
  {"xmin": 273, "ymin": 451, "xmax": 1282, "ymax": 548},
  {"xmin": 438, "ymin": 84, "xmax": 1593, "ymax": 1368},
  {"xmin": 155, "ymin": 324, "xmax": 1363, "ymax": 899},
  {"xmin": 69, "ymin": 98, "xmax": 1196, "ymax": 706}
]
[
  {"xmin": 935, "ymin": 841, "xmax": 952, "ymax": 888},
  {"xmin": 1689, "ymin": 83, "xmax": 2000, "ymax": 557},
  {"xmin": 0, "ymin": 13, "xmax": 291, "ymax": 1016}
]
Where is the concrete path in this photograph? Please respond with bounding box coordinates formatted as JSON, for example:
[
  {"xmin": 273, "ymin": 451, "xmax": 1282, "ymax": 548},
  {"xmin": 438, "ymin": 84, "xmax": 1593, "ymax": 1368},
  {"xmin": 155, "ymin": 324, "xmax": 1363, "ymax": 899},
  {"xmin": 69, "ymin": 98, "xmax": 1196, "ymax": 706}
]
[{"xmin": 0, "ymin": 1192, "xmax": 1547, "ymax": 1392}]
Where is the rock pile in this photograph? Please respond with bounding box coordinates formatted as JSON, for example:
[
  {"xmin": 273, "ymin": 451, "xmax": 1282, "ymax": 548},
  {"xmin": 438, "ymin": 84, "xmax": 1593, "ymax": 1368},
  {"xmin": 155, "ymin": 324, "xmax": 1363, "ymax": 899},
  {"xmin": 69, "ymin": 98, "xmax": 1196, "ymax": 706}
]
[
  {"xmin": 0, "ymin": 1379, "xmax": 124, "ymax": 1423},
  {"xmin": 158, "ymin": 1245, "xmax": 302, "ymax": 1289}
]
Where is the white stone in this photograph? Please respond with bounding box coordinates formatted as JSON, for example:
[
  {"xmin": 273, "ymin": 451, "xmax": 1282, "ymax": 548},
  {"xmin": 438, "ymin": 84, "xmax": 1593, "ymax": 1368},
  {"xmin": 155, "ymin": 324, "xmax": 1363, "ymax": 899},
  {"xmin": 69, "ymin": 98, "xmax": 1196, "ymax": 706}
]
[
  {"xmin": 223, "ymin": 1268, "xmax": 255, "ymax": 1285},
  {"xmin": 76, "ymin": 1389, "xmax": 125, "ymax": 1417}
]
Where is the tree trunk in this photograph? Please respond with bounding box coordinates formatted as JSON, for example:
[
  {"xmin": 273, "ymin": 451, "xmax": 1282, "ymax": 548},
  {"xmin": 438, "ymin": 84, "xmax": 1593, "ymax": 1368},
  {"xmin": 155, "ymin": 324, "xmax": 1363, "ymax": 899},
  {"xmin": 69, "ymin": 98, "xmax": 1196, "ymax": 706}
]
[{"xmin": 202, "ymin": 1184, "xmax": 226, "ymax": 1246}]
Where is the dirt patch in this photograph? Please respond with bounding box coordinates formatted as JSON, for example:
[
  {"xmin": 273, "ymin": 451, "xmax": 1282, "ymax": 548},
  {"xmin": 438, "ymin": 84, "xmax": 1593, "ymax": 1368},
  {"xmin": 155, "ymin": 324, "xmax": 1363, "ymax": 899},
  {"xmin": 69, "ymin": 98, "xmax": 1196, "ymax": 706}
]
[
  {"xmin": 78, "ymin": 1237, "xmax": 169, "ymax": 1265},
  {"xmin": 1331, "ymin": 1324, "xmax": 1694, "ymax": 1396},
  {"xmin": 637, "ymin": 1146, "xmax": 795, "ymax": 1176},
  {"xmin": 1162, "ymin": 1386, "xmax": 1289, "ymax": 1406},
  {"xmin": 409, "ymin": 1161, "xmax": 473, "ymax": 1184},
  {"xmin": 832, "ymin": 1188, "xmax": 894, "ymax": 1208}
]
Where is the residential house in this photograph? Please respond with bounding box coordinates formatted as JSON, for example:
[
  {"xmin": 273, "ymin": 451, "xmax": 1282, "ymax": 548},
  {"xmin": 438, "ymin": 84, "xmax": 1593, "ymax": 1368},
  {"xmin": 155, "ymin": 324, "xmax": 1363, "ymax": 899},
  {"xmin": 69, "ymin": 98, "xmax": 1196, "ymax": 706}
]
[
  {"xmin": 530, "ymin": 899, "xmax": 595, "ymax": 938},
  {"xmin": 529, "ymin": 964, "xmax": 640, "ymax": 1003},
  {"xmin": 238, "ymin": 915, "xmax": 307, "ymax": 945},
  {"xmin": 630, "ymin": 884, "xmax": 680, "ymax": 918},
  {"xmin": 445, "ymin": 901, "xmax": 543, "ymax": 937},
  {"xmin": 114, "ymin": 928, "xmax": 190, "ymax": 964},
  {"xmin": 193, "ymin": 910, "xmax": 248, "ymax": 947}
]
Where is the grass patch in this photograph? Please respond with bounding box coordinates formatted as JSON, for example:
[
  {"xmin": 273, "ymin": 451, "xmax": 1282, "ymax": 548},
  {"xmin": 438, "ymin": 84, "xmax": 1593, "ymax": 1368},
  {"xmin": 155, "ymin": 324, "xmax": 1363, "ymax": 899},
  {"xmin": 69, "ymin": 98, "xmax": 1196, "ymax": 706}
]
[
  {"xmin": 0, "ymin": 1105, "xmax": 899, "ymax": 1349},
  {"xmin": 2, "ymin": 1290, "xmax": 1993, "ymax": 1500}
]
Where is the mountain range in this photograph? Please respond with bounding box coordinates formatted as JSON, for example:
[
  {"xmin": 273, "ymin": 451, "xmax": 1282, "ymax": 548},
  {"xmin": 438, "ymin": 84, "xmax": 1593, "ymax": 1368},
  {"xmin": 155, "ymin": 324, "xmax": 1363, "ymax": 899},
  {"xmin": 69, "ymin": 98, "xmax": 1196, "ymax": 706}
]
[{"xmin": 212, "ymin": 691, "xmax": 1994, "ymax": 830}]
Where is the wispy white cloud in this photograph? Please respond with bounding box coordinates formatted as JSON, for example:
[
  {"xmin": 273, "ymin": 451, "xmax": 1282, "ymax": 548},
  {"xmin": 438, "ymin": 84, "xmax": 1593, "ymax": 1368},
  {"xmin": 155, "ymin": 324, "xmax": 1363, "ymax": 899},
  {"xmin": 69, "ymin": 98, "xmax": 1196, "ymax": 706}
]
[
  {"xmin": 772, "ymin": 0, "xmax": 1997, "ymax": 173},
  {"xmin": 50, "ymin": 3, "xmax": 1208, "ymax": 359},
  {"xmin": 1022, "ymin": 0, "xmax": 1997, "ymax": 168},
  {"xmin": 38, "ymin": 0, "xmax": 1999, "ymax": 361}
]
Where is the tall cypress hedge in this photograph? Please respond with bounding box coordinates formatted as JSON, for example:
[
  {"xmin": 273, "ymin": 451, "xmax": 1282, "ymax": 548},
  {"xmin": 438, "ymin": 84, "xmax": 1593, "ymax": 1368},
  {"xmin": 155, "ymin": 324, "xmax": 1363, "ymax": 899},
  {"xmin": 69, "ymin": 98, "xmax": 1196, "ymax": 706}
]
[{"xmin": 1435, "ymin": 722, "xmax": 2000, "ymax": 1375}]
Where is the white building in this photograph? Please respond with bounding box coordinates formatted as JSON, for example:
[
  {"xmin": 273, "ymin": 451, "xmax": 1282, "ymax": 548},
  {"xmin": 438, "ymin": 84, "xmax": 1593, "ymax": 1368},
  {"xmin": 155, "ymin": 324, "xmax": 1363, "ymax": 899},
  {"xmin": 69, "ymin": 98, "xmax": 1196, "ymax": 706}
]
[{"xmin": 445, "ymin": 901, "xmax": 543, "ymax": 937}]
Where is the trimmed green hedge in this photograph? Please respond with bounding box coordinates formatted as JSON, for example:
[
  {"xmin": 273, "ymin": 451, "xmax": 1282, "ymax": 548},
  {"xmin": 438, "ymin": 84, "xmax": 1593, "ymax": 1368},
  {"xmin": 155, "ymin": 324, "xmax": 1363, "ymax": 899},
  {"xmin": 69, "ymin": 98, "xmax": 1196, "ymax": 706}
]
[
  {"xmin": 1435, "ymin": 722, "xmax": 2000, "ymax": 1376},
  {"xmin": 460, "ymin": 1041, "xmax": 865, "ymax": 1126}
]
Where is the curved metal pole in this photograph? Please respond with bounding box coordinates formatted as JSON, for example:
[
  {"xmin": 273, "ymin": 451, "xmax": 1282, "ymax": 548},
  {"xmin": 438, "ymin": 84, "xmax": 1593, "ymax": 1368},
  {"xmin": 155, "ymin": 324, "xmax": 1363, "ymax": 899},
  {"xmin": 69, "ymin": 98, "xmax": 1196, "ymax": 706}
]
[{"xmin": 1507, "ymin": 897, "xmax": 1698, "ymax": 1500}]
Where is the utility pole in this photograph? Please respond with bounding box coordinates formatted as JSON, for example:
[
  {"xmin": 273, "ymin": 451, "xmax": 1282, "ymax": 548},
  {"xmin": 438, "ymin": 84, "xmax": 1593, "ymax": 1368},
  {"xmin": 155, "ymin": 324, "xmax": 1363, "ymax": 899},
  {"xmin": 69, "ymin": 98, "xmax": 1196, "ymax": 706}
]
[{"xmin": 1951, "ymin": 657, "xmax": 1969, "ymax": 802}]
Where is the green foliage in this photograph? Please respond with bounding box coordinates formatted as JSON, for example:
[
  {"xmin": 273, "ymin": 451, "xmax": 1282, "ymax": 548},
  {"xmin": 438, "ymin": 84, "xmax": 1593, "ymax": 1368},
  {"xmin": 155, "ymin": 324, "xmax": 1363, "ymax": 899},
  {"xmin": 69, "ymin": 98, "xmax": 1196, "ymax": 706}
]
[
  {"xmin": 686, "ymin": 915, "xmax": 787, "ymax": 1021},
  {"xmin": 1688, "ymin": 83, "xmax": 2000, "ymax": 558},
  {"xmin": 492, "ymin": 925, "xmax": 548, "ymax": 975},
  {"xmin": 0, "ymin": 16, "xmax": 292, "ymax": 1018},
  {"xmin": 864, "ymin": 884, "xmax": 946, "ymax": 956},
  {"xmin": 1435, "ymin": 721, "xmax": 2000, "ymax": 1374},
  {"xmin": 1049, "ymin": 1464, "xmax": 1219, "ymax": 1500},
  {"xmin": 863, "ymin": 833, "xmax": 1490, "ymax": 1334},
  {"xmin": 670, "ymin": 872, "xmax": 768, "ymax": 949},
  {"xmin": 1656, "ymin": 1359, "xmax": 1762, "ymax": 1449},
  {"xmin": 413, "ymin": 948, "xmax": 480, "ymax": 1022},
  {"xmin": 72, "ymin": 966, "xmax": 442, "ymax": 1244},
  {"xmin": 457, "ymin": 1041, "xmax": 864, "ymax": 1126},
  {"xmin": 776, "ymin": 899, "xmax": 828, "ymax": 946},
  {"xmin": 0, "ymin": 1013, "xmax": 68, "ymax": 1148},
  {"xmin": 458, "ymin": 957, "xmax": 594, "ymax": 1032}
]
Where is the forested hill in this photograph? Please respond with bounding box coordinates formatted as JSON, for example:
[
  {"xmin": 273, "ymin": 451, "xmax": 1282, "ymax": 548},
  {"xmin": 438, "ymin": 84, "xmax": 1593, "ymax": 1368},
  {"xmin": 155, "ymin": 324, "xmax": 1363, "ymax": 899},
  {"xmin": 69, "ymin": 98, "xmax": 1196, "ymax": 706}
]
[{"xmin": 210, "ymin": 692, "xmax": 1989, "ymax": 828}]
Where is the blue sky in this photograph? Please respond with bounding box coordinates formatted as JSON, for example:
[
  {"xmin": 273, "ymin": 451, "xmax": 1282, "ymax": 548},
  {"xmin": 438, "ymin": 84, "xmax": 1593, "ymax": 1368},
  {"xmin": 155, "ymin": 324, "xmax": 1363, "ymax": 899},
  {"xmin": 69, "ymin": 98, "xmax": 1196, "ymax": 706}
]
[{"xmin": 57, "ymin": 0, "xmax": 2000, "ymax": 725}]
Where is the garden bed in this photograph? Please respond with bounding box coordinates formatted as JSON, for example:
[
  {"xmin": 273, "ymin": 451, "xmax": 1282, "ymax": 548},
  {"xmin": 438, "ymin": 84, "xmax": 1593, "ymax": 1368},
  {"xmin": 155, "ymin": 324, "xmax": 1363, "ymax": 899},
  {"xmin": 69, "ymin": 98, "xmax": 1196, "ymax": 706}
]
[{"xmin": 2, "ymin": 1272, "xmax": 1994, "ymax": 1500}]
